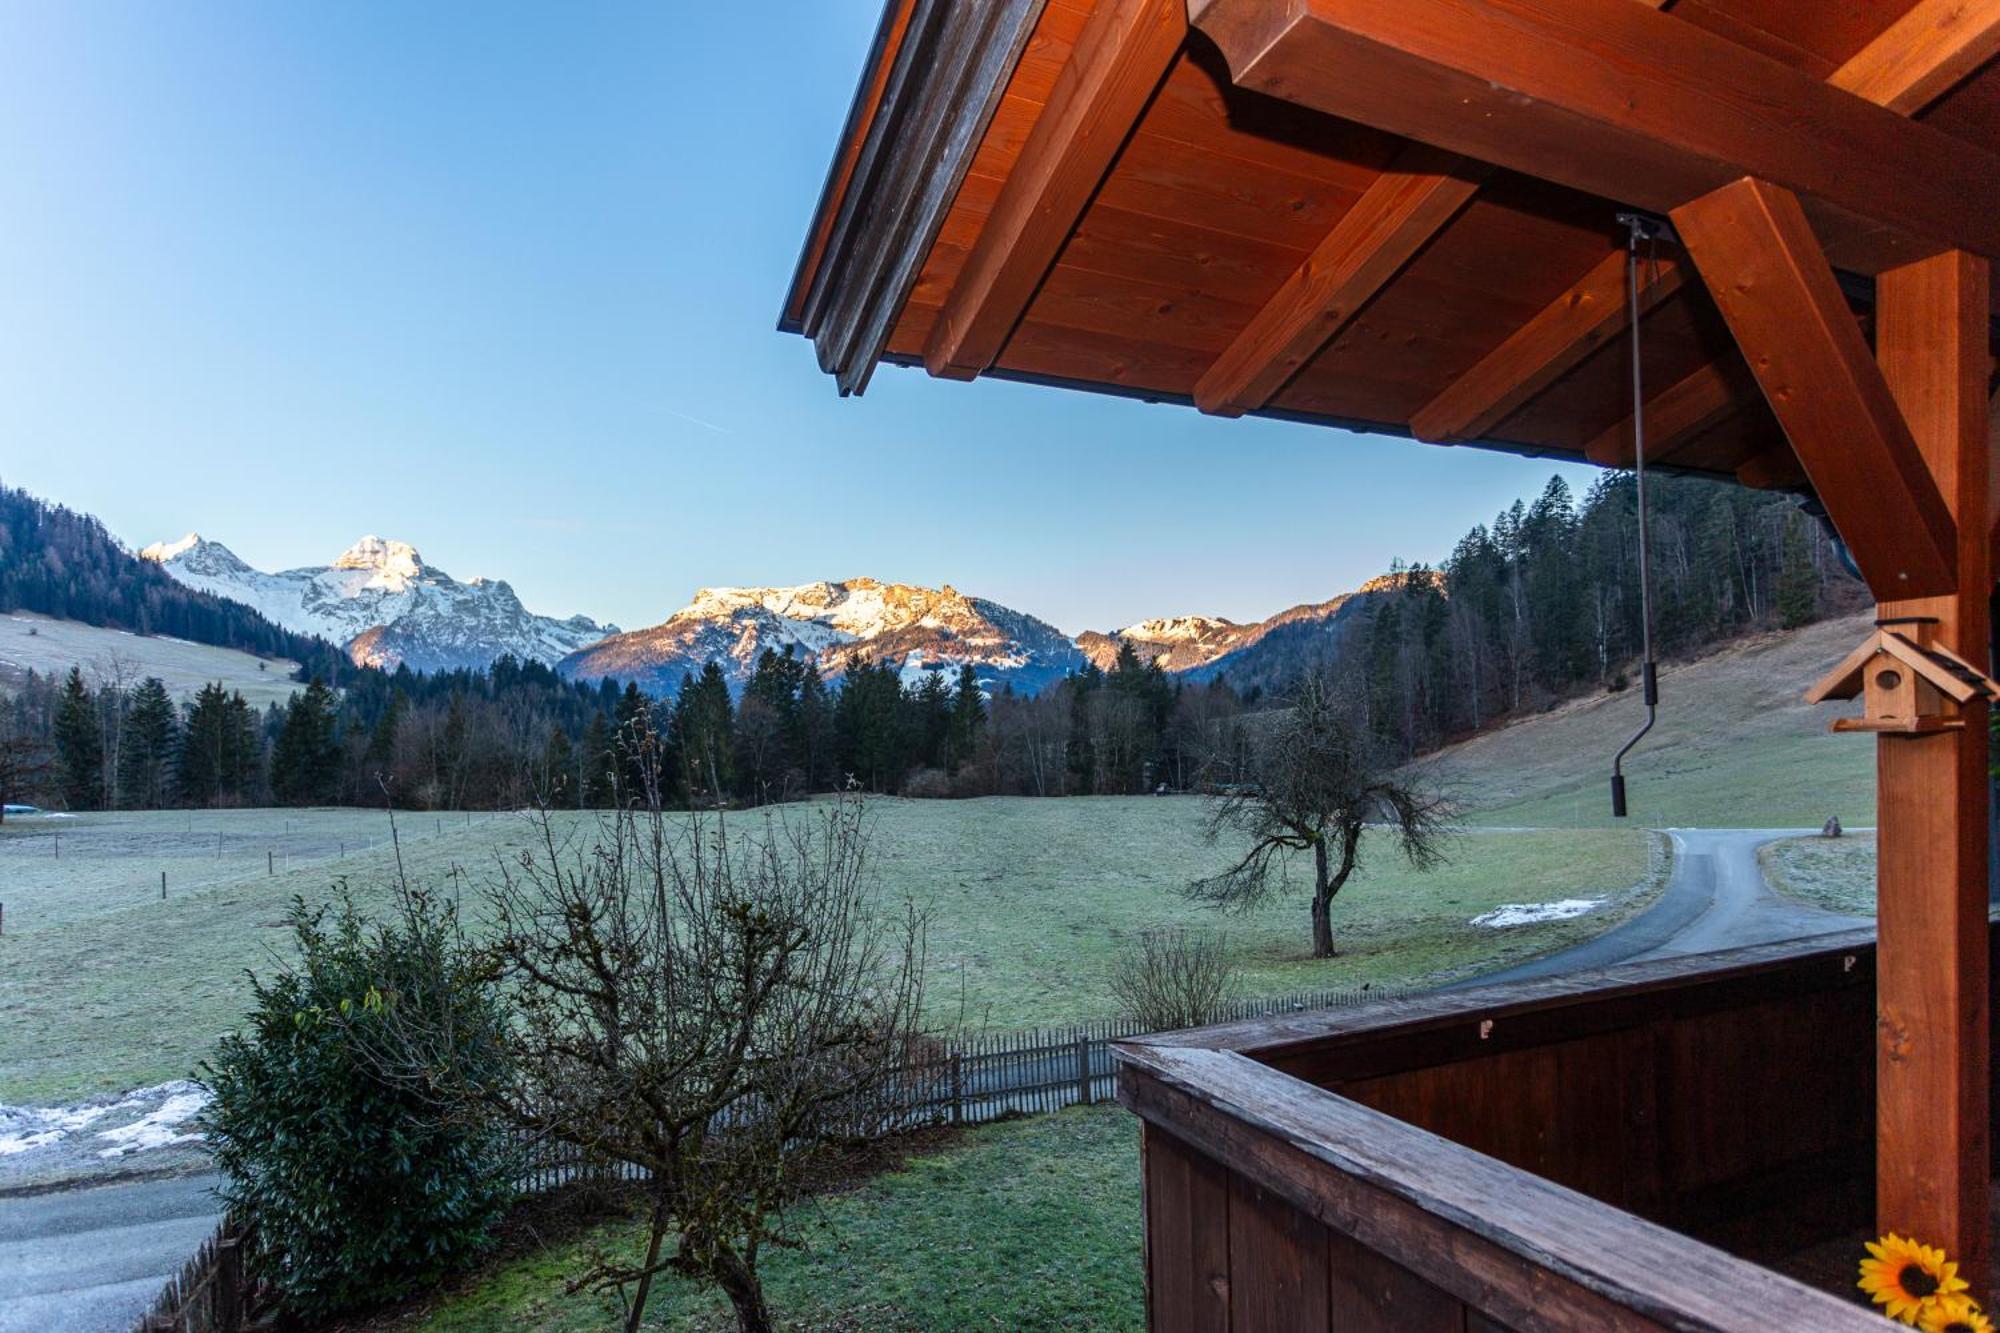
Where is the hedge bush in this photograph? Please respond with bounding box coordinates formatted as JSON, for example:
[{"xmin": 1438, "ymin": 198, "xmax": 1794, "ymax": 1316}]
[{"xmin": 201, "ymin": 884, "xmax": 514, "ymax": 1320}]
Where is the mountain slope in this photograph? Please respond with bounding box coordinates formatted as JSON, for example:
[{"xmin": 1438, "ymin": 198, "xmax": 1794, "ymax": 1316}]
[
  {"xmin": 0, "ymin": 483, "xmax": 340, "ymax": 673},
  {"xmin": 141, "ymin": 534, "xmax": 614, "ymax": 673},
  {"xmin": 1427, "ymin": 611, "xmax": 1876, "ymax": 828},
  {"xmin": 560, "ymin": 578, "xmax": 1085, "ymax": 695},
  {"xmin": 0, "ymin": 611, "xmax": 303, "ymax": 707}
]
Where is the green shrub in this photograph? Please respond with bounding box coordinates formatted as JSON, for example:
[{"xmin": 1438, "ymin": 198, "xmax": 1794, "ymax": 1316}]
[{"xmin": 200, "ymin": 884, "xmax": 514, "ymax": 1320}]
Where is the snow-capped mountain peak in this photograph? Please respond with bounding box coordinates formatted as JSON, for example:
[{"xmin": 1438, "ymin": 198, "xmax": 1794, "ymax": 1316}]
[
  {"xmin": 143, "ymin": 533, "xmax": 615, "ymax": 673},
  {"xmin": 331, "ymin": 535, "xmax": 425, "ymax": 584},
  {"xmin": 562, "ymin": 577, "xmax": 1084, "ymax": 696}
]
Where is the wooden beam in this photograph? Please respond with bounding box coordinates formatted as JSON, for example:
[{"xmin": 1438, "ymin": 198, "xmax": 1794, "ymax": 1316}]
[
  {"xmin": 1733, "ymin": 447, "xmax": 1809, "ymax": 492},
  {"xmin": 1187, "ymin": 0, "xmax": 2000, "ymax": 271},
  {"xmin": 1194, "ymin": 146, "xmax": 1483, "ymax": 418},
  {"xmin": 1582, "ymin": 361, "xmax": 1742, "ymax": 469},
  {"xmin": 1831, "ymin": 0, "xmax": 2000, "ymax": 117},
  {"xmin": 1874, "ymin": 247, "xmax": 1992, "ymax": 1292},
  {"xmin": 1575, "ymin": 1, "xmax": 1997, "ymax": 490},
  {"xmin": 924, "ymin": 0, "xmax": 1184, "ymax": 381},
  {"xmin": 1414, "ymin": 252, "xmax": 1684, "ymax": 445},
  {"xmin": 1672, "ymin": 178, "xmax": 1957, "ymax": 598}
]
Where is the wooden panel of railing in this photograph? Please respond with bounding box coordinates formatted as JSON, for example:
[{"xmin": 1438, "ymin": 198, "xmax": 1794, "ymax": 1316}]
[
  {"xmin": 1117, "ymin": 1041, "xmax": 1883, "ymax": 1332},
  {"xmin": 1112, "ymin": 926, "xmax": 2000, "ymax": 1331}
]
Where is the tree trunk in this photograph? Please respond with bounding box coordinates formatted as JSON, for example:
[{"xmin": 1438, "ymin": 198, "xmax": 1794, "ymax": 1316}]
[
  {"xmin": 1311, "ymin": 838, "xmax": 1335, "ymax": 959},
  {"xmin": 624, "ymin": 1201, "xmax": 671, "ymax": 1333},
  {"xmin": 715, "ymin": 1249, "xmax": 774, "ymax": 1333}
]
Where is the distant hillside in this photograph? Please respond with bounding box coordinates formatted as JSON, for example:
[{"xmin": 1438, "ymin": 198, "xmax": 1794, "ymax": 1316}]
[
  {"xmin": 0, "ymin": 612, "xmax": 303, "ymax": 708},
  {"xmin": 0, "ymin": 483, "xmax": 341, "ymax": 677},
  {"xmin": 1078, "ymin": 580, "xmax": 1390, "ymax": 691},
  {"xmin": 1426, "ymin": 612, "xmax": 1875, "ymax": 829}
]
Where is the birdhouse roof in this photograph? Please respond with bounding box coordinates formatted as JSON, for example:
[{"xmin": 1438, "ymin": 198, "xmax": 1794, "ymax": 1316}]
[{"xmin": 1804, "ymin": 627, "xmax": 1999, "ymax": 706}]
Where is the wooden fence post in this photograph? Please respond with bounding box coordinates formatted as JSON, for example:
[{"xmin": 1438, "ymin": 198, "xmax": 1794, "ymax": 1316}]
[
  {"xmin": 949, "ymin": 1053, "xmax": 963, "ymax": 1125},
  {"xmin": 1076, "ymin": 1035, "xmax": 1093, "ymax": 1106},
  {"xmin": 216, "ymin": 1234, "xmax": 243, "ymax": 1333}
]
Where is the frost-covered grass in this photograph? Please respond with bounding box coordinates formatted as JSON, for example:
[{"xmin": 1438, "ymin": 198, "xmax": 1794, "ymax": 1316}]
[
  {"xmin": 1761, "ymin": 832, "xmax": 1877, "ymax": 918},
  {"xmin": 392, "ymin": 1105, "xmax": 1143, "ymax": 1333},
  {"xmin": 1429, "ymin": 613, "xmax": 1877, "ymax": 829},
  {"xmin": 0, "ymin": 610, "xmax": 302, "ymax": 708},
  {"xmin": 0, "ymin": 800, "xmax": 1655, "ymax": 1104}
]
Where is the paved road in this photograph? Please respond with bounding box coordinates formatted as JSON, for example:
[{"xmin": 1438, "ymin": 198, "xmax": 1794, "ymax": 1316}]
[
  {"xmin": 0, "ymin": 1173, "xmax": 221, "ymax": 1333},
  {"xmin": 1453, "ymin": 828, "xmax": 1867, "ymax": 989}
]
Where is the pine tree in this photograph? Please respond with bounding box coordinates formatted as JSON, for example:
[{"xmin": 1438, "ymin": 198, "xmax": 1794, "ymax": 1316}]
[
  {"xmin": 118, "ymin": 677, "xmax": 180, "ymax": 809},
  {"xmin": 364, "ymin": 688, "xmax": 405, "ymax": 780},
  {"xmin": 675, "ymin": 661, "xmax": 736, "ymax": 800},
  {"xmin": 1776, "ymin": 511, "xmax": 1819, "ymax": 630},
  {"xmin": 949, "ymin": 663, "xmax": 986, "ymax": 770},
  {"xmin": 271, "ymin": 679, "xmax": 340, "ymax": 806},
  {"xmin": 579, "ymin": 711, "xmax": 616, "ymax": 808},
  {"xmin": 52, "ymin": 667, "xmax": 103, "ymax": 810},
  {"xmin": 538, "ymin": 725, "xmax": 574, "ymax": 806},
  {"xmin": 795, "ymin": 662, "xmax": 834, "ymax": 791}
]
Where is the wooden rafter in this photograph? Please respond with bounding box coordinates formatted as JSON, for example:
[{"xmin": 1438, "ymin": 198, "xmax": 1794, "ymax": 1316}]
[
  {"xmin": 1830, "ymin": 0, "xmax": 2000, "ymax": 116},
  {"xmin": 1582, "ymin": 360, "xmax": 1743, "ymax": 470},
  {"xmin": 1193, "ymin": 146, "xmax": 1483, "ymax": 418},
  {"xmin": 1413, "ymin": 252, "xmax": 1684, "ymax": 445},
  {"xmin": 1672, "ymin": 178, "xmax": 1957, "ymax": 599},
  {"xmin": 1186, "ymin": 0, "xmax": 2000, "ymax": 272},
  {"xmin": 924, "ymin": 0, "xmax": 1185, "ymax": 381},
  {"xmin": 1582, "ymin": 0, "xmax": 2000, "ymax": 498}
]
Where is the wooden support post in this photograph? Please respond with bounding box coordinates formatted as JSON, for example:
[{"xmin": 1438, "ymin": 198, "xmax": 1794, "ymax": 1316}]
[
  {"xmin": 216, "ymin": 1235, "xmax": 244, "ymax": 1333},
  {"xmin": 1076, "ymin": 1035, "xmax": 1094, "ymax": 1106},
  {"xmin": 1875, "ymin": 248, "xmax": 1992, "ymax": 1287}
]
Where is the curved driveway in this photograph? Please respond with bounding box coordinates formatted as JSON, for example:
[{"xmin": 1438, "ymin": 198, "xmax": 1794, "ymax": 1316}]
[{"xmin": 1453, "ymin": 828, "xmax": 1868, "ymax": 990}]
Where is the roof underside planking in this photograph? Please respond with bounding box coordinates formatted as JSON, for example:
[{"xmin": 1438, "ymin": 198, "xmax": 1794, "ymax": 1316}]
[{"xmin": 783, "ymin": 0, "xmax": 2000, "ymax": 501}]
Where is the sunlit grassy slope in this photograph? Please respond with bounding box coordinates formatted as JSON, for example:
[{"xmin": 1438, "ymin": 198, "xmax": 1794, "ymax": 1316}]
[
  {"xmin": 1425, "ymin": 611, "xmax": 1876, "ymax": 829},
  {"xmin": 0, "ymin": 610, "xmax": 302, "ymax": 707}
]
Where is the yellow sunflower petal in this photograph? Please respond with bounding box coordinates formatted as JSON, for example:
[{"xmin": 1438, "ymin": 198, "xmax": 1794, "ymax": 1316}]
[{"xmin": 1920, "ymin": 1294, "xmax": 1995, "ymax": 1333}]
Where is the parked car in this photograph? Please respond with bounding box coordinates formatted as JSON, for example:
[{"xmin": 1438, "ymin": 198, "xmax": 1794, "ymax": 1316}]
[{"xmin": 3, "ymin": 804, "xmax": 42, "ymax": 816}]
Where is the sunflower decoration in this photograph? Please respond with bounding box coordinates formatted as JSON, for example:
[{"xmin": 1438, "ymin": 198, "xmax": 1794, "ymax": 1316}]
[
  {"xmin": 1920, "ymin": 1295, "xmax": 1995, "ymax": 1333},
  {"xmin": 1861, "ymin": 1234, "xmax": 1971, "ymax": 1325}
]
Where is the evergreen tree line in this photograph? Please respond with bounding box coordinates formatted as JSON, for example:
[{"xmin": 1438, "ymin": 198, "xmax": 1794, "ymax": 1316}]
[
  {"xmin": 2, "ymin": 642, "xmax": 1264, "ymax": 813},
  {"xmin": 1351, "ymin": 471, "xmax": 1865, "ymax": 760}
]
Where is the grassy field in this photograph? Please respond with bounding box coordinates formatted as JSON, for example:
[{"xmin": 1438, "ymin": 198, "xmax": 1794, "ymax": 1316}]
[
  {"xmin": 1762, "ymin": 832, "xmax": 1877, "ymax": 917},
  {"xmin": 1426, "ymin": 612, "xmax": 1877, "ymax": 829},
  {"xmin": 394, "ymin": 1106, "xmax": 1141, "ymax": 1333},
  {"xmin": 0, "ymin": 800, "xmax": 1656, "ymax": 1104},
  {"xmin": 0, "ymin": 611, "xmax": 302, "ymax": 707}
]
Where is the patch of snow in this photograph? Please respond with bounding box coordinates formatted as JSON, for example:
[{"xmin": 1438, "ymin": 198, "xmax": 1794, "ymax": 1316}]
[
  {"xmin": 1470, "ymin": 898, "xmax": 1603, "ymax": 928},
  {"xmin": 0, "ymin": 1080, "xmax": 209, "ymax": 1159},
  {"xmin": 0, "ymin": 1103, "xmax": 113, "ymax": 1156},
  {"xmin": 95, "ymin": 1085, "xmax": 210, "ymax": 1158}
]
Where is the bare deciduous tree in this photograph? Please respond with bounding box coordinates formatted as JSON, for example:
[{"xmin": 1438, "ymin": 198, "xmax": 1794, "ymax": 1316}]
[
  {"xmin": 1188, "ymin": 672, "xmax": 1450, "ymax": 958},
  {"xmin": 414, "ymin": 796, "xmax": 927, "ymax": 1333},
  {"xmin": 1110, "ymin": 926, "xmax": 1237, "ymax": 1032}
]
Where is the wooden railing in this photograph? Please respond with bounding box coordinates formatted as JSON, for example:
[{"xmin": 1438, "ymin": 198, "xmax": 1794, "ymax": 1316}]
[{"xmin": 1113, "ymin": 927, "xmax": 1952, "ymax": 1331}]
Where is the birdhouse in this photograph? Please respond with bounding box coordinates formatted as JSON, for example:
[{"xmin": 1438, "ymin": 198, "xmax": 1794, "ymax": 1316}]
[{"xmin": 1804, "ymin": 618, "xmax": 2000, "ymax": 735}]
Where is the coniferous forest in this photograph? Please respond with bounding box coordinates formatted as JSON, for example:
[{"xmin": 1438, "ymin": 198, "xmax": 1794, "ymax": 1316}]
[{"xmin": 0, "ymin": 472, "xmax": 1860, "ymax": 815}]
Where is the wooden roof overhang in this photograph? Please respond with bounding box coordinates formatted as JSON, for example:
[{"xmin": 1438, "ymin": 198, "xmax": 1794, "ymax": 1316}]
[
  {"xmin": 785, "ymin": 0, "xmax": 2000, "ymax": 1299},
  {"xmin": 783, "ymin": 0, "xmax": 2000, "ymax": 600}
]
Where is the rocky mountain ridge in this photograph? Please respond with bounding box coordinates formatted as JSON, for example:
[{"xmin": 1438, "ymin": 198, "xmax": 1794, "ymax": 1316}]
[{"xmin": 140, "ymin": 534, "xmax": 616, "ymax": 673}]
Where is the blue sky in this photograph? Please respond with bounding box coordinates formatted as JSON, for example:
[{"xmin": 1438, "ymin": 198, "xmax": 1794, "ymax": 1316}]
[{"xmin": 0, "ymin": 1, "xmax": 1597, "ymax": 636}]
